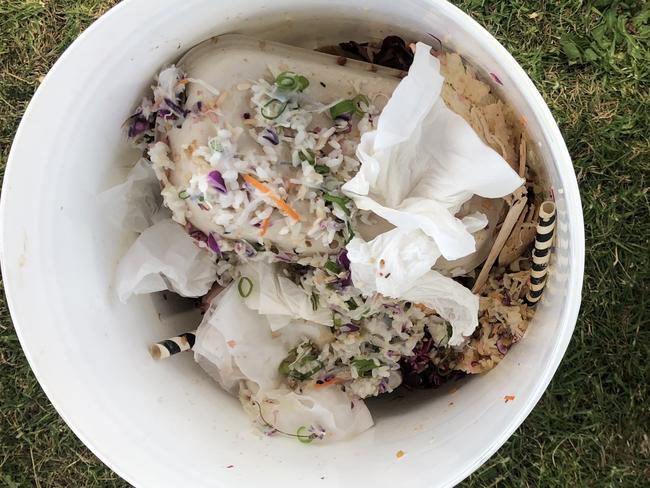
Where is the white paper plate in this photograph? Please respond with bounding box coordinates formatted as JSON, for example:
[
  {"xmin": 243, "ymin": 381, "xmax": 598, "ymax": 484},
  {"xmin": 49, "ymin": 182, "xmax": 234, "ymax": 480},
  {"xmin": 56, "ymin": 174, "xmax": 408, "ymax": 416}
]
[{"xmin": 0, "ymin": 1, "xmax": 584, "ymax": 487}]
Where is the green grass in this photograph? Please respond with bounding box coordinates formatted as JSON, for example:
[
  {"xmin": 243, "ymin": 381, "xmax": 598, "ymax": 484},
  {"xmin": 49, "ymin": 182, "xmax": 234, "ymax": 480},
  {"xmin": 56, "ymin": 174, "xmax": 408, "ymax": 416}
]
[{"xmin": 1, "ymin": 0, "xmax": 648, "ymax": 486}]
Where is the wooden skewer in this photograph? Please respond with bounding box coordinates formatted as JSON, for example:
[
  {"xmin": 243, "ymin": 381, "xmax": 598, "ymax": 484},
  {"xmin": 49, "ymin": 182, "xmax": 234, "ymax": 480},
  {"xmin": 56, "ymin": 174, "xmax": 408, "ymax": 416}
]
[
  {"xmin": 472, "ymin": 193, "xmax": 528, "ymax": 294},
  {"xmin": 518, "ymin": 136, "xmax": 527, "ymax": 178}
]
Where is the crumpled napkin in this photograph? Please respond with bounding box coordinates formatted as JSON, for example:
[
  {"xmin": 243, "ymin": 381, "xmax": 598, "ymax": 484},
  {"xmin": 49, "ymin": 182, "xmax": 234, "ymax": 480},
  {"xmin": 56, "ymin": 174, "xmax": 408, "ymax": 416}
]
[
  {"xmin": 342, "ymin": 42, "xmax": 523, "ymax": 344},
  {"xmin": 99, "ymin": 158, "xmax": 162, "ymax": 233},
  {"xmin": 245, "ymin": 385, "xmax": 374, "ymax": 442},
  {"xmin": 194, "ymin": 283, "xmax": 372, "ymax": 441},
  {"xmin": 346, "ymin": 212, "xmax": 487, "ymax": 298},
  {"xmin": 239, "ymin": 261, "xmax": 332, "ymax": 331},
  {"xmin": 342, "ymin": 42, "xmax": 523, "ymax": 261},
  {"xmin": 115, "ymin": 218, "xmax": 218, "ymax": 302}
]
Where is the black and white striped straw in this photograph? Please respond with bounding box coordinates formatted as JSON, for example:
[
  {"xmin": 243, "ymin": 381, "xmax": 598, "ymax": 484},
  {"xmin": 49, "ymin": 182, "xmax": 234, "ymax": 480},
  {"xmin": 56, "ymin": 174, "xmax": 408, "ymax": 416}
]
[
  {"xmin": 149, "ymin": 331, "xmax": 196, "ymax": 360},
  {"xmin": 525, "ymin": 201, "xmax": 556, "ymax": 306}
]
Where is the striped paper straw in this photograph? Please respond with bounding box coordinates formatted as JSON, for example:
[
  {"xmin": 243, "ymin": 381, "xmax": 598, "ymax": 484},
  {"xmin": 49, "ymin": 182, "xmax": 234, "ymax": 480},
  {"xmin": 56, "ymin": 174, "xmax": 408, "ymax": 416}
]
[
  {"xmin": 525, "ymin": 201, "xmax": 556, "ymax": 306},
  {"xmin": 149, "ymin": 331, "xmax": 196, "ymax": 360}
]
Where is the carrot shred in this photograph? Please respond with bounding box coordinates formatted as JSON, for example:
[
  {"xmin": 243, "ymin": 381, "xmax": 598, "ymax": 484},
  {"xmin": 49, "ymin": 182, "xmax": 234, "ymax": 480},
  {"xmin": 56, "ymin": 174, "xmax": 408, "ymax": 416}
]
[
  {"xmin": 243, "ymin": 174, "xmax": 271, "ymax": 194},
  {"xmin": 178, "ymin": 79, "xmax": 189, "ymax": 86},
  {"xmin": 243, "ymin": 174, "xmax": 301, "ymax": 221},
  {"xmin": 260, "ymin": 216, "xmax": 271, "ymax": 237},
  {"xmin": 270, "ymin": 195, "xmax": 301, "ymax": 221},
  {"xmin": 504, "ymin": 395, "xmax": 515, "ymax": 403}
]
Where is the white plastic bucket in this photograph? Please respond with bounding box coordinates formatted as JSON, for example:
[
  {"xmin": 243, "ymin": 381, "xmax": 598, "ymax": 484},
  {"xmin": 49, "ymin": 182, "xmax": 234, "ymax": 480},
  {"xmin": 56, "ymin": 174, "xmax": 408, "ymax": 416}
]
[{"xmin": 0, "ymin": 1, "xmax": 584, "ymax": 487}]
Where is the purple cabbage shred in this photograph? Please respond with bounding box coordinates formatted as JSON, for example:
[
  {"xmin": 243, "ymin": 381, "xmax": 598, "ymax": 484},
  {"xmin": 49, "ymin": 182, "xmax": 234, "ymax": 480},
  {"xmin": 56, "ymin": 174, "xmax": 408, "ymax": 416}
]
[
  {"xmin": 399, "ymin": 334, "xmax": 465, "ymax": 389},
  {"xmin": 262, "ymin": 127, "xmax": 280, "ymax": 145},
  {"xmin": 207, "ymin": 233, "xmax": 222, "ymax": 255},
  {"xmin": 127, "ymin": 117, "xmax": 151, "ymax": 138},
  {"xmin": 207, "ymin": 170, "xmax": 227, "ymax": 193},
  {"xmin": 164, "ymin": 97, "xmax": 189, "ymax": 117},
  {"xmin": 337, "ymin": 249, "xmax": 353, "ymax": 287},
  {"xmin": 340, "ymin": 323, "xmax": 360, "ymax": 333},
  {"xmin": 496, "ymin": 337, "xmax": 509, "ymax": 355}
]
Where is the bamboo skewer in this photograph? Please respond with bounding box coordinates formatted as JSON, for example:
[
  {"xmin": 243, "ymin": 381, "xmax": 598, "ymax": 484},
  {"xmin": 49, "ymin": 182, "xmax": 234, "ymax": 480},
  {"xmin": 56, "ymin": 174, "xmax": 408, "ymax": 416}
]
[
  {"xmin": 518, "ymin": 136, "xmax": 527, "ymax": 178},
  {"xmin": 472, "ymin": 193, "xmax": 528, "ymax": 294}
]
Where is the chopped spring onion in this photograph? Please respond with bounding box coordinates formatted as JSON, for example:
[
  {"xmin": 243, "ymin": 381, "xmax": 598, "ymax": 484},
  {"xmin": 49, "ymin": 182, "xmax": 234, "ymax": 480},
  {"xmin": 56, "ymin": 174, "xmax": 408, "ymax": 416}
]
[
  {"xmin": 324, "ymin": 260, "xmax": 343, "ymax": 275},
  {"xmin": 314, "ymin": 164, "xmax": 330, "ymax": 175},
  {"xmin": 238, "ymin": 277, "xmax": 253, "ymax": 298},
  {"xmin": 352, "ymin": 94, "xmax": 370, "ymax": 113},
  {"xmin": 296, "ymin": 426, "xmax": 313, "ymax": 444},
  {"xmin": 344, "ymin": 221, "xmax": 355, "ymax": 244},
  {"xmin": 261, "ymin": 99, "xmax": 289, "ymax": 120},
  {"xmin": 332, "ymin": 313, "xmax": 343, "ymax": 328},
  {"xmin": 279, "ymin": 344, "xmax": 323, "ymax": 381},
  {"xmin": 310, "ymin": 293, "xmax": 320, "ymax": 311},
  {"xmin": 329, "ymin": 94, "xmax": 370, "ymax": 119},
  {"xmin": 323, "ymin": 193, "xmax": 352, "ymax": 216},
  {"xmin": 299, "ymin": 149, "xmax": 330, "ymax": 175},
  {"xmin": 352, "ymin": 358, "xmax": 378, "ymax": 377},
  {"xmin": 345, "ymin": 298, "xmax": 358, "ymax": 310},
  {"xmin": 208, "ymin": 137, "xmax": 223, "ymax": 153},
  {"xmin": 298, "ymin": 148, "xmax": 315, "ymax": 164},
  {"xmin": 290, "ymin": 361, "xmax": 323, "ymax": 381},
  {"xmin": 178, "ymin": 190, "xmax": 190, "ymax": 200},
  {"xmin": 329, "ymin": 99, "xmax": 357, "ymax": 119},
  {"xmin": 275, "ymin": 71, "xmax": 310, "ymax": 92}
]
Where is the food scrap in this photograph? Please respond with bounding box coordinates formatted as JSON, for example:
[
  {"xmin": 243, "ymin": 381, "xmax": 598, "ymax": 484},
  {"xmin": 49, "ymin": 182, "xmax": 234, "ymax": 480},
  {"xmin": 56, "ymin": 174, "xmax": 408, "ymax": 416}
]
[{"xmin": 113, "ymin": 34, "xmax": 552, "ymax": 443}]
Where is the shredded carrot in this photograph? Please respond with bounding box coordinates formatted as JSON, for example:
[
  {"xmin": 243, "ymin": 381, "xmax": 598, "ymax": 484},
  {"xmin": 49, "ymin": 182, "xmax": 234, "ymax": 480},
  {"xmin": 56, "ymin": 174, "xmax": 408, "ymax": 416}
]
[
  {"xmin": 243, "ymin": 174, "xmax": 271, "ymax": 194},
  {"xmin": 260, "ymin": 216, "xmax": 271, "ymax": 237},
  {"xmin": 415, "ymin": 303, "xmax": 427, "ymax": 311},
  {"xmin": 504, "ymin": 395, "xmax": 515, "ymax": 403},
  {"xmin": 178, "ymin": 79, "xmax": 189, "ymax": 86},
  {"xmin": 243, "ymin": 174, "xmax": 301, "ymax": 221},
  {"xmin": 270, "ymin": 195, "xmax": 301, "ymax": 221}
]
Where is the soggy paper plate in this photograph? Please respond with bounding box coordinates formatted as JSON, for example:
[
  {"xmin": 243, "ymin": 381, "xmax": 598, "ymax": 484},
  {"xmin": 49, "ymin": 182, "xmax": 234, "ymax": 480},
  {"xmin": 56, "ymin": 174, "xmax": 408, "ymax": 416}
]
[{"xmin": 0, "ymin": 1, "xmax": 584, "ymax": 487}]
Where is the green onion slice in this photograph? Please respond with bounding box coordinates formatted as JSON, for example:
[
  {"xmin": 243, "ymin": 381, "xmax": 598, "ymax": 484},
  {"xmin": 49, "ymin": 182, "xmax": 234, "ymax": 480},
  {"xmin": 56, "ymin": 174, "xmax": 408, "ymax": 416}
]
[
  {"xmin": 329, "ymin": 99, "xmax": 357, "ymax": 119},
  {"xmin": 353, "ymin": 94, "xmax": 370, "ymax": 113},
  {"xmin": 178, "ymin": 190, "xmax": 190, "ymax": 200},
  {"xmin": 352, "ymin": 358, "xmax": 377, "ymax": 376},
  {"xmin": 310, "ymin": 293, "xmax": 320, "ymax": 311},
  {"xmin": 289, "ymin": 360, "xmax": 323, "ymax": 381},
  {"xmin": 314, "ymin": 164, "xmax": 330, "ymax": 175},
  {"xmin": 329, "ymin": 94, "xmax": 369, "ymax": 119},
  {"xmin": 296, "ymin": 426, "xmax": 313, "ymax": 444},
  {"xmin": 275, "ymin": 71, "xmax": 310, "ymax": 92},
  {"xmin": 332, "ymin": 313, "xmax": 343, "ymax": 328},
  {"xmin": 344, "ymin": 221, "xmax": 355, "ymax": 245},
  {"xmin": 345, "ymin": 298, "xmax": 358, "ymax": 310},
  {"xmin": 298, "ymin": 148, "xmax": 315, "ymax": 164},
  {"xmin": 208, "ymin": 137, "xmax": 223, "ymax": 153},
  {"xmin": 261, "ymin": 99, "xmax": 289, "ymax": 120},
  {"xmin": 238, "ymin": 277, "xmax": 254, "ymax": 298},
  {"xmin": 324, "ymin": 260, "xmax": 343, "ymax": 275},
  {"xmin": 323, "ymin": 193, "xmax": 351, "ymax": 216}
]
